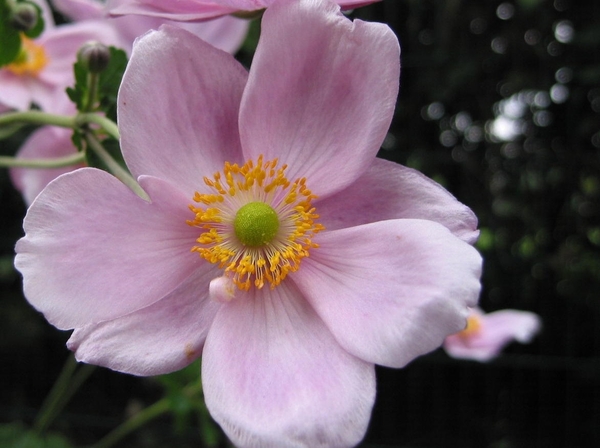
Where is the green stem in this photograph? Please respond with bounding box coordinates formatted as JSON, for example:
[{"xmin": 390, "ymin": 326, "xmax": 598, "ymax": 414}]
[
  {"xmin": 77, "ymin": 113, "xmax": 120, "ymax": 140},
  {"xmin": 91, "ymin": 382, "xmax": 204, "ymax": 448},
  {"xmin": 33, "ymin": 355, "xmax": 95, "ymax": 435},
  {"xmin": 84, "ymin": 132, "xmax": 148, "ymax": 200},
  {"xmin": 84, "ymin": 72, "xmax": 99, "ymax": 112},
  {"xmin": 91, "ymin": 397, "xmax": 171, "ymax": 448},
  {"xmin": 0, "ymin": 110, "xmax": 76, "ymax": 129},
  {"xmin": 0, "ymin": 152, "xmax": 85, "ymax": 168}
]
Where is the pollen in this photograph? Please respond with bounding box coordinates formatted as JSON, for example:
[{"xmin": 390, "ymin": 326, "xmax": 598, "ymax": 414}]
[
  {"xmin": 187, "ymin": 155, "xmax": 325, "ymax": 291},
  {"xmin": 6, "ymin": 35, "xmax": 49, "ymax": 77}
]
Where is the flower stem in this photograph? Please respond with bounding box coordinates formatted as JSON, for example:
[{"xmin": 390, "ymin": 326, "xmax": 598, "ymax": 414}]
[
  {"xmin": 91, "ymin": 382, "xmax": 204, "ymax": 448},
  {"xmin": 0, "ymin": 152, "xmax": 85, "ymax": 168},
  {"xmin": 0, "ymin": 110, "xmax": 121, "ymax": 141},
  {"xmin": 84, "ymin": 131, "xmax": 149, "ymax": 200},
  {"xmin": 90, "ymin": 397, "xmax": 171, "ymax": 448},
  {"xmin": 33, "ymin": 355, "xmax": 96, "ymax": 435},
  {"xmin": 0, "ymin": 110, "xmax": 76, "ymax": 129},
  {"xmin": 76, "ymin": 113, "xmax": 120, "ymax": 140}
]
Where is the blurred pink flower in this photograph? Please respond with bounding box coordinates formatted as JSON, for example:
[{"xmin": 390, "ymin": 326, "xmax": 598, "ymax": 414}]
[
  {"xmin": 443, "ymin": 307, "xmax": 541, "ymax": 362},
  {"xmin": 52, "ymin": 0, "xmax": 250, "ymax": 53},
  {"xmin": 107, "ymin": 0, "xmax": 379, "ymax": 21},
  {"xmin": 15, "ymin": 0, "xmax": 482, "ymax": 445},
  {"xmin": 0, "ymin": 0, "xmax": 121, "ymax": 112},
  {"xmin": 6, "ymin": 0, "xmax": 249, "ymax": 204},
  {"xmin": 10, "ymin": 123, "xmax": 85, "ymax": 205}
]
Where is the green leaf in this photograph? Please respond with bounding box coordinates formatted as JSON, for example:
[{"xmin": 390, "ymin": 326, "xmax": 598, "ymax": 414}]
[
  {"xmin": 97, "ymin": 47, "xmax": 128, "ymax": 121},
  {"xmin": 66, "ymin": 57, "xmax": 89, "ymax": 111},
  {"xmin": 66, "ymin": 46, "xmax": 127, "ymax": 120},
  {"xmin": 0, "ymin": 0, "xmax": 22, "ymax": 67}
]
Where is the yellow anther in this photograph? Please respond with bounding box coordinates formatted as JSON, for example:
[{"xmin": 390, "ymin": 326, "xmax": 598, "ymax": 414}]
[
  {"xmin": 187, "ymin": 156, "xmax": 324, "ymax": 291},
  {"xmin": 6, "ymin": 36, "xmax": 49, "ymax": 77}
]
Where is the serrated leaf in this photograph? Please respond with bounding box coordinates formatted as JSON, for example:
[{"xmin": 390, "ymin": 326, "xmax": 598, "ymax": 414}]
[
  {"xmin": 0, "ymin": 0, "xmax": 22, "ymax": 67},
  {"xmin": 98, "ymin": 47, "xmax": 128, "ymax": 121}
]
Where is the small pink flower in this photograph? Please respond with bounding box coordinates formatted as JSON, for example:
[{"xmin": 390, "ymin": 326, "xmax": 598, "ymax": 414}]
[
  {"xmin": 443, "ymin": 307, "xmax": 542, "ymax": 362},
  {"xmin": 107, "ymin": 0, "xmax": 380, "ymax": 21},
  {"xmin": 52, "ymin": 0, "xmax": 250, "ymax": 54},
  {"xmin": 15, "ymin": 0, "xmax": 482, "ymax": 445},
  {"xmin": 0, "ymin": 0, "xmax": 122, "ymax": 112}
]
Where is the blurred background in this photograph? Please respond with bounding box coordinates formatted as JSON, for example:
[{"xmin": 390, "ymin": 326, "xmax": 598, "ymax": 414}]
[{"xmin": 1, "ymin": 0, "xmax": 599, "ymax": 446}]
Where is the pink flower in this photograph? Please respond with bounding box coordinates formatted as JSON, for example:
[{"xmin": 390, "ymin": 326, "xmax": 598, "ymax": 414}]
[
  {"xmin": 0, "ymin": 0, "xmax": 122, "ymax": 112},
  {"xmin": 106, "ymin": 0, "xmax": 380, "ymax": 21},
  {"xmin": 7, "ymin": 0, "xmax": 249, "ymax": 205},
  {"xmin": 15, "ymin": 0, "xmax": 482, "ymax": 445},
  {"xmin": 443, "ymin": 307, "xmax": 542, "ymax": 362},
  {"xmin": 52, "ymin": 0, "xmax": 250, "ymax": 54},
  {"xmin": 10, "ymin": 124, "xmax": 85, "ymax": 205}
]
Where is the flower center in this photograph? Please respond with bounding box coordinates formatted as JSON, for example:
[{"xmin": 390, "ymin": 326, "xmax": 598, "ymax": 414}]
[
  {"xmin": 234, "ymin": 201, "xmax": 280, "ymax": 247},
  {"xmin": 457, "ymin": 314, "xmax": 482, "ymax": 340},
  {"xmin": 187, "ymin": 155, "xmax": 324, "ymax": 291},
  {"xmin": 6, "ymin": 36, "xmax": 49, "ymax": 76}
]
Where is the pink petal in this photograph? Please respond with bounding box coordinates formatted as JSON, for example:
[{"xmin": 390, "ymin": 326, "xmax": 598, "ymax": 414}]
[
  {"xmin": 67, "ymin": 265, "xmax": 222, "ymax": 376},
  {"xmin": 0, "ymin": 72, "xmax": 52, "ymax": 111},
  {"xmin": 107, "ymin": 0, "xmax": 381, "ymax": 21},
  {"xmin": 176, "ymin": 15, "xmax": 250, "ymax": 54},
  {"xmin": 10, "ymin": 126, "xmax": 83, "ymax": 205},
  {"xmin": 14, "ymin": 171, "xmax": 202, "ymax": 330},
  {"xmin": 202, "ymin": 281, "xmax": 375, "ymax": 447},
  {"xmin": 118, "ymin": 25, "xmax": 247, "ymax": 196},
  {"xmin": 39, "ymin": 21, "xmax": 125, "ymax": 86},
  {"xmin": 444, "ymin": 309, "xmax": 541, "ymax": 362},
  {"xmin": 107, "ymin": 0, "xmax": 238, "ymax": 21},
  {"xmin": 482, "ymin": 309, "xmax": 542, "ymax": 343},
  {"xmin": 50, "ymin": 0, "xmax": 104, "ymax": 21},
  {"xmin": 292, "ymin": 219, "xmax": 482, "ymax": 368},
  {"xmin": 239, "ymin": 0, "xmax": 400, "ymax": 198},
  {"xmin": 317, "ymin": 158, "xmax": 480, "ymax": 243}
]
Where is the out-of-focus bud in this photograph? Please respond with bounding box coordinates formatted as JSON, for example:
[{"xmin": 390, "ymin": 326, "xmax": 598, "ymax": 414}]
[
  {"xmin": 77, "ymin": 41, "xmax": 111, "ymax": 74},
  {"xmin": 9, "ymin": 2, "xmax": 39, "ymax": 32}
]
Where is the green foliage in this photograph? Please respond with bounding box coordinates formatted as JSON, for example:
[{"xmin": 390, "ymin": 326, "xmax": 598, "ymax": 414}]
[
  {"xmin": 66, "ymin": 46, "xmax": 127, "ymax": 122},
  {"xmin": 67, "ymin": 46, "xmax": 128, "ymax": 167},
  {"xmin": 0, "ymin": 0, "xmax": 45, "ymax": 67},
  {"xmin": 0, "ymin": 0, "xmax": 22, "ymax": 66},
  {"xmin": 0, "ymin": 423, "xmax": 73, "ymax": 448},
  {"xmin": 155, "ymin": 361, "xmax": 222, "ymax": 446}
]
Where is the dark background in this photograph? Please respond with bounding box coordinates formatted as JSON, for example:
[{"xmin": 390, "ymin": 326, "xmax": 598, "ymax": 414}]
[{"xmin": 1, "ymin": 0, "xmax": 599, "ymax": 446}]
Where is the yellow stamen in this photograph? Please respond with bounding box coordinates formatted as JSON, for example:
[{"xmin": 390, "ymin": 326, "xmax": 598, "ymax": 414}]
[
  {"xmin": 187, "ymin": 155, "xmax": 324, "ymax": 291},
  {"xmin": 6, "ymin": 35, "xmax": 49, "ymax": 77},
  {"xmin": 457, "ymin": 314, "xmax": 482, "ymax": 339}
]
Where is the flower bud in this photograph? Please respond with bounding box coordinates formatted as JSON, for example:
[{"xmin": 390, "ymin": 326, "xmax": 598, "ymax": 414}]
[
  {"xmin": 9, "ymin": 2, "xmax": 39, "ymax": 32},
  {"xmin": 77, "ymin": 41, "xmax": 111, "ymax": 74}
]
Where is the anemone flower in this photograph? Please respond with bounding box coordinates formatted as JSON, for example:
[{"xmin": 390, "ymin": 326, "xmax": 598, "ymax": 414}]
[
  {"xmin": 0, "ymin": 0, "xmax": 122, "ymax": 112},
  {"xmin": 15, "ymin": 0, "xmax": 482, "ymax": 445},
  {"xmin": 106, "ymin": 0, "xmax": 379, "ymax": 21},
  {"xmin": 52, "ymin": 0, "xmax": 249, "ymax": 54},
  {"xmin": 443, "ymin": 307, "xmax": 541, "ymax": 362}
]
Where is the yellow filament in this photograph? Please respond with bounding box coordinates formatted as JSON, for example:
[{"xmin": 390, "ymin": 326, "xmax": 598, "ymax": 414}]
[
  {"xmin": 187, "ymin": 155, "xmax": 324, "ymax": 291},
  {"xmin": 6, "ymin": 36, "xmax": 49, "ymax": 77}
]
